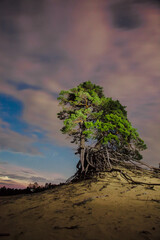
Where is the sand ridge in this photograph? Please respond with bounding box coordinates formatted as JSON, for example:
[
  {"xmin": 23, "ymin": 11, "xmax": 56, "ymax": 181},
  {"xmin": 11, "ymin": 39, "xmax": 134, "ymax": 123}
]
[{"xmin": 0, "ymin": 168, "xmax": 160, "ymax": 240}]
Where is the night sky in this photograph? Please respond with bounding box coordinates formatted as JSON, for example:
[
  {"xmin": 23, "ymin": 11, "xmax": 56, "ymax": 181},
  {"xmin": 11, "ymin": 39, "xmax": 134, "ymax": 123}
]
[{"xmin": 0, "ymin": 0, "xmax": 160, "ymax": 188}]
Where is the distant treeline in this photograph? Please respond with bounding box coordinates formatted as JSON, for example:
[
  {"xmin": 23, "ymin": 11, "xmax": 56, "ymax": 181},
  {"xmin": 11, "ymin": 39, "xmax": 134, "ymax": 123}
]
[{"xmin": 0, "ymin": 182, "xmax": 64, "ymax": 196}]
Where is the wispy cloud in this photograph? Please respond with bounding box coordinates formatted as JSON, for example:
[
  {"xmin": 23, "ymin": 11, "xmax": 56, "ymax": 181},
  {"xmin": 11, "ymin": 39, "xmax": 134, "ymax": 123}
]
[
  {"xmin": 0, "ymin": 161, "xmax": 65, "ymax": 188},
  {"xmin": 0, "ymin": 118, "xmax": 40, "ymax": 155},
  {"xmin": 0, "ymin": 0, "xmax": 159, "ymax": 166}
]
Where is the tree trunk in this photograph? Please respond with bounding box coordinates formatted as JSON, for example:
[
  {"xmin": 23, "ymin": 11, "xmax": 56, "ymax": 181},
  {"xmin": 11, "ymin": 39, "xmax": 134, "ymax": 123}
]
[
  {"xmin": 95, "ymin": 141, "xmax": 101, "ymax": 151},
  {"xmin": 80, "ymin": 124, "xmax": 85, "ymax": 172}
]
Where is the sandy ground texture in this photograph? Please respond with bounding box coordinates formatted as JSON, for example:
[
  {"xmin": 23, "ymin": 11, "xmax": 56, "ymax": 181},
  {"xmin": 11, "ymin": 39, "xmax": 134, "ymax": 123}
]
[{"xmin": 0, "ymin": 167, "xmax": 160, "ymax": 240}]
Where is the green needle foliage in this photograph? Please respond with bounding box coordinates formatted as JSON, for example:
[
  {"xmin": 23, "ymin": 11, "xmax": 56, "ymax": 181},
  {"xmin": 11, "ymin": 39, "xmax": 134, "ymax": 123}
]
[
  {"xmin": 57, "ymin": 81, "xmax": 104, "ymax": 141},
  {"xmin": 57, "ymin": 81, "xmax": 147, "ymax": 176}
]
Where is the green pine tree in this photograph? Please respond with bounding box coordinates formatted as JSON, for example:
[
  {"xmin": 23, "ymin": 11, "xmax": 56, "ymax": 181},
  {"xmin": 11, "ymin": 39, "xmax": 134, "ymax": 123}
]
[{"xmin": 57, "ymin": 81, "xmax": 147, "ymax": 175}]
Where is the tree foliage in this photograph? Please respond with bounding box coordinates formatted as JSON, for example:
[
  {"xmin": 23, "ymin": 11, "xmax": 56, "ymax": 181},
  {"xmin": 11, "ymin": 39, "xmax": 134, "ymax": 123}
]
[{"xmin": 57, "ymin": 81, "xmax": 147, "ymax": 178}]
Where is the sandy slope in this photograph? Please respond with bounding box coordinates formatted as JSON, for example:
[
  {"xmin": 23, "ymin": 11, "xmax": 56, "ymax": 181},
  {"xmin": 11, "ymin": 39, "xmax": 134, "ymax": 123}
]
[{"xmin": 0, "ymin": 168, "xmax": 160, "ymax": 240}]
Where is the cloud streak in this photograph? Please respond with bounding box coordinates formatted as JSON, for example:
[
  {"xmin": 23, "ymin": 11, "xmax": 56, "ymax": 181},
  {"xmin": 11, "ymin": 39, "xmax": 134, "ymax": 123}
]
[
  {"xmin": 0, "ymin": 161, "xmax": 65, "ymax": 188},
  {"xmin": 0, "ymin": 118, "xmax": 40, "ymax": 155},
  {"xmin": 0, "ymin": 0, "xmax": 159, "ymax": 167}
]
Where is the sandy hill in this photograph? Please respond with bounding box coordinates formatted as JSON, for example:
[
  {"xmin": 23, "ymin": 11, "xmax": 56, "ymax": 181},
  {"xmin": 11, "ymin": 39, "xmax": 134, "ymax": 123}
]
[{"xmin": 0, "ymin": 167, "xmax": 160, "ymax": 240}]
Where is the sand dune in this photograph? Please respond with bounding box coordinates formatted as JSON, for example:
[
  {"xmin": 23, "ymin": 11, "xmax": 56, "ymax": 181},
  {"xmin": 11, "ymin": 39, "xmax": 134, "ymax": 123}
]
[{"xmin": 0, "ymin": 168, "xmax": 160, "ymax": 240}]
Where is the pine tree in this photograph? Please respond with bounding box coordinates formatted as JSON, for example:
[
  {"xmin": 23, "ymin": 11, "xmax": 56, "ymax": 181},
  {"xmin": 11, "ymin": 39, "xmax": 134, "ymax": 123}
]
[{"xmin": 57, "ymin": 81, "xmax": 147, "ymax": 177}]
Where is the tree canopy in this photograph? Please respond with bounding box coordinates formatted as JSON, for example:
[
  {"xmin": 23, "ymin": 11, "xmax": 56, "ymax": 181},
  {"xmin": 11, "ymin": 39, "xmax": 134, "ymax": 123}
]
[{"xmin": 57, "ymin": 81, "xmax": 147, "ymax": 178}]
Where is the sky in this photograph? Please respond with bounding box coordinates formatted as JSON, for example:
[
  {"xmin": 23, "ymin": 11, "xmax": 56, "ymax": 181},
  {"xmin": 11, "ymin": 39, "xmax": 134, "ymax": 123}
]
[{"xmin": 0, "ymin": 0, "xmax": 160, "ymax": 188}]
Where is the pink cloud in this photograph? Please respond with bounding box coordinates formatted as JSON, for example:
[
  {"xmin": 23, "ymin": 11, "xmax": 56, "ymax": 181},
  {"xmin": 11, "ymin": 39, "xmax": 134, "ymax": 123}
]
[
  {"xmin": 0, "ymin": 162, "xmax": 65, "ymax": 189},
  {"xmin": 0, "ymin": 0, "xmax": 159, "ymax": 166}
]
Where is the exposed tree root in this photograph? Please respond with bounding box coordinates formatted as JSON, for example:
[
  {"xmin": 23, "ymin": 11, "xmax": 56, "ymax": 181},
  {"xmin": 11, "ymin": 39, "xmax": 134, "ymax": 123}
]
[
  {"xmin": 67, "ymin": 146, "xmax": 160, "ymax": 185},
  {"xmin": 106, "ymin": 168, "xmax": 160, "ymax": 186}
]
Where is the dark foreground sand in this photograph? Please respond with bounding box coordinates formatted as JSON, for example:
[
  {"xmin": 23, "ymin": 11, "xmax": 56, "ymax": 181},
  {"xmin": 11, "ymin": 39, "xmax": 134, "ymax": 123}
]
[{"xmin": 0, "ymin": 168, "xmax": 160, "ymax": 240}]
